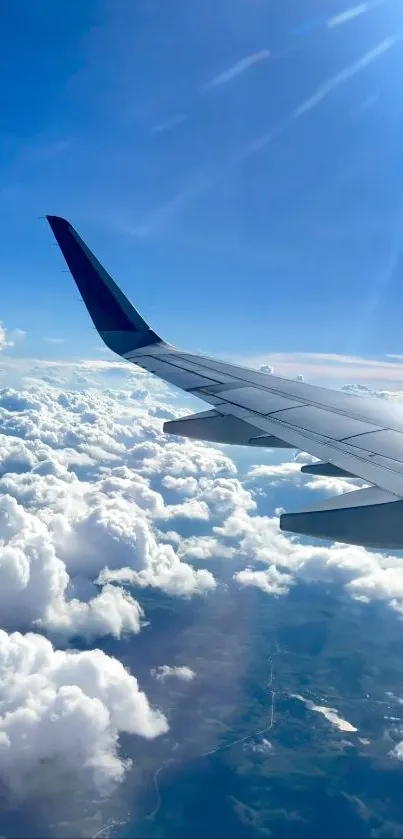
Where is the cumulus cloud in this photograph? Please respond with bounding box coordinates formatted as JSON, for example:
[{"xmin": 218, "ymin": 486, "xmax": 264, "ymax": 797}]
[
  {"xmin": 0, "ymin": 376, "xmax": 230, "ymax": 636},
  {"xmin": 0, "ymin": 323, "xmax": 25, "ymax": 351},
  {"xmin": 178, "ymin": 534, "xmax": 235, "ymax": 561},
  {"xmin": 162, "ymin": 475, "xmax": 199, "ymax": 496},
  {"xmin": 0, "ymin": 629, "xmax": 167, "ymax": 798},
  {"xmin": 247, "ymin": 461, "xmax": 302, "ymax": 484},
  {"xmin": 1, "ymin": 360, "xmax": 403, "ymax": 704},
  {"xmin": 229, "ymin": 508, "xmax": 403, "ymax": 615},
  {"xmin": 0, "ymin": 492, "xmax": 145, "ymax": 640},
  {"xmin": 1, "ymin": 364, "xmax": 403, "ymax": 628},
  {"xmin": 0, "ymin": 365, "xmax": 402, "ymax": 633},
  {"xmin": 246, "ymin": 460, "xmax": 363, "ymax": 495},
  {"xmin": 250, "ymin": 737, "xmax": 272, "ymax": 754},
  {"xmin": 237, "ymin": 564, "xmax": 293, "ymax": 596},
  {"xmin": 151, "ymin": 664, "xmax": 196, "ymax": 683},
  {"xmin": 97, "ymin": 560, "xmax": 216, "ymax": 598},
  {"xmin": 3, "ymin": 353, "xmax": 403, "ymax": 824},
  {"xmin": 259, "ymin": 363, "xmax": 274, "ymax": 375}
]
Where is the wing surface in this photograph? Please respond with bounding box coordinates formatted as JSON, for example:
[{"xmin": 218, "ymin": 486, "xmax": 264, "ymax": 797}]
[{"xmin": 47, "ymin": 215, "xmax": 403, "ymax": 549}]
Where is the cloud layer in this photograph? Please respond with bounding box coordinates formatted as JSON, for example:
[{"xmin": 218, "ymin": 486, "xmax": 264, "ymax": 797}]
[
  {"xmin": 0, "ymin": 379, "xmax": 223, "ymax": 643},
  {"xmin": 2, "ymin": 362, "xmax": 403, "ymax": 627},
  {"xmin": 1, "ymin": 358, "xmax": 403, "ymax": 803}
]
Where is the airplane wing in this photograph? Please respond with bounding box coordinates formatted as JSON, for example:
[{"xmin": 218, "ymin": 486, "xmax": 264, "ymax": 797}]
[{"xmin": 46, "ymin": 215, "xmax": 403, "ymax": 550}]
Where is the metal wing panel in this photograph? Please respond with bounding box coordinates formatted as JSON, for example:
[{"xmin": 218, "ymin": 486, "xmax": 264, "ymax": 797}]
[
  {"xmin": 126, "ymin": 345, "xmax": 403, "ymax": 494},
  {"xmin": 343, "ymin": 429, "xmax": 403, "ymax": 460},
  {"xmin": 129, "ymin": 345, "xmax": 403, "ymax": 433},
  {"xmin": 170, "ymin": 351, "xmax": 403, "ymax": 433},
  {"xmin": 266, "ymin": 406, "xmax": 381, "ymax": 440},
  {"xmin": 203, "ymin": 386, "xmax": 303, "ymax": 414},
  {"xmin": 130, "ymin": 356, "xmax": 219, "ymax": 389},
  {"xmin": 213, "ymin": 403, "xmax": 403, "ymax": 496},
  {"xmin": 131, "ymin": 353, "xmax": 237, "ymax": 384}
]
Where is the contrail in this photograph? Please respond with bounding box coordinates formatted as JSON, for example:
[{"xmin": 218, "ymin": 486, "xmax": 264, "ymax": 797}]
[
  {"xmin": 151, "ymin": 114, "xmax": 186, "ymax": 135},
  {"xmin": 293, "ymin": 36, "xmax": 398, "ymax": 118},
  {"xmin": 132, "ymin": 36, "xmax": 399, "ymax": 234},
  {"xmin": 291, "ymin": 0, "xmax": 389, "ymax": 37},
  {"xmin": 328, "ymin": 3, "xmax": 371, "ymax": 28},
  {"xmin": 204, "ymin": 50, "xmax": 270, "ymax": 90},
  {"xmin": 328, "ymin": 0, "xmax": 388, "ymax": 29},
  {"xmin": 242, "ymin": 36, "xmax": 398, "ymax": 156}
]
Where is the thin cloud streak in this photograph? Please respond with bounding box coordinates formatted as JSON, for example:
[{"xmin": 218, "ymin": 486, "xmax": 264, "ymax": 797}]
[
  {"xmin": 150, "ymin": 114, "xmax": 186, "ymax": 135},
  {"xmin": 249, "ymin": 36, "xmax": 398, "ymax": 154},
  {"xmin": 129, "ymin": 37, "xmax": 398, "ymax": 236},
  {"xmin": 353, "ymin": 93, "xmax": 379, "ymax": 115},
  {"xmin": 328, "ymin": 3, "xmax": 368, "ymax": 28},
  {"xmin": 293, "ymin": 36, "xmax": 398, "ymax": 118},
  {"xmin": 204, "ymin": 49, "xmax": 270, "ymax": 90},
  {"xmin": 217, "ymin": 38, "xmax": 399, "ymax": 188},
  {"xmin": 327, "ymin": 0, "xmax": 388, "ymax": 28},
  {"xmin": 128, "ymin": 166, "xmax": 222, "ymax": 237}
]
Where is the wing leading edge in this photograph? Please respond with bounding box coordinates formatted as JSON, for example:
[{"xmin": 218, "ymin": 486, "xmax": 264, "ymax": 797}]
[{"xmin": 47, "ymin": 215, "xmax": 403, "ymax": 550}]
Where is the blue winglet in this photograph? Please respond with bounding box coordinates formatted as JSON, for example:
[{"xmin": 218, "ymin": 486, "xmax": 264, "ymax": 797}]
[{"xmin": 46, "ymin": 215, "xmax": 163, "ymax": 355}]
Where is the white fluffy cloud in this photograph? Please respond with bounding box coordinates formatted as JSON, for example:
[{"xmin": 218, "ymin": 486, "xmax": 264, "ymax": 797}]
[
  {"xmin": 0, "ymin": 492, "xmax": 144, "ymax": 639},
  {"xmin": 0, "ymin": 380, "xmax": 225, "ymax": 635},
  {"xmin": 250, "ymin": 737, "xmax": 272, "ymax": 754},
  {"xmin": 0, "ymin": 629, "xmax": 167, "ymax": 797},
  {"xmin": 151, "ymin": 664, "xmax": 196, "ymax": 682},
  {"xmin": 259, "ymin": 363, "xmax": 274, "ymax": 375},
  {"xmin": 2, "ymin": 356, "xmax": 403, "ymax": 804},
  {"xmin": 0, "ymin": 324, "xmax": 25, "ymax": 352},
  {"xmin": 0, "ymin": 365, "xmax": 403, "ymax": 634},
  {"xmin": 246, "ymin": 460, "xmax": 362, "ymax": 495},
  {"xmin": 228, "ymin": 508, "xmax": 403, "ymax": 614}
]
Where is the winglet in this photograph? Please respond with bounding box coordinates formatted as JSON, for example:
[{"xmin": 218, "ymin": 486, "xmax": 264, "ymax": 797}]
[{"xmin": 46, "ymin": 215, "xmax": 163, "ymax": 356}]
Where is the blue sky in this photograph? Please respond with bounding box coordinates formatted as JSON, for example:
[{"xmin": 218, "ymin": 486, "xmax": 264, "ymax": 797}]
[{"xmin": 2, "ymin": 0, "xmax": 403, "ymax": 368}]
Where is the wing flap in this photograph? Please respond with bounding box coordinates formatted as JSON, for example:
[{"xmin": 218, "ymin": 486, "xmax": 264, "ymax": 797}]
[
  {"xmin": 163, "ymin": 410, "xmax": 293, "ymax": 447},
  {"xmin": 300, "ymin": 462, "xmax": 358, "ymax": 478},
  {"xmin": 280, "ymin": 486, "xmax": 403, "ymax": 549}
]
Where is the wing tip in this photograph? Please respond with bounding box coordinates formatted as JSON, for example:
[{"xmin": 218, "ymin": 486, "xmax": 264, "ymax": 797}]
[
  {"xmin": 46, "ymin": 214, "xmax": 164, "ymax": 355},
  {"xmin": 46, "ymin": 214, "xmax": 70, "ymax": 230}
]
